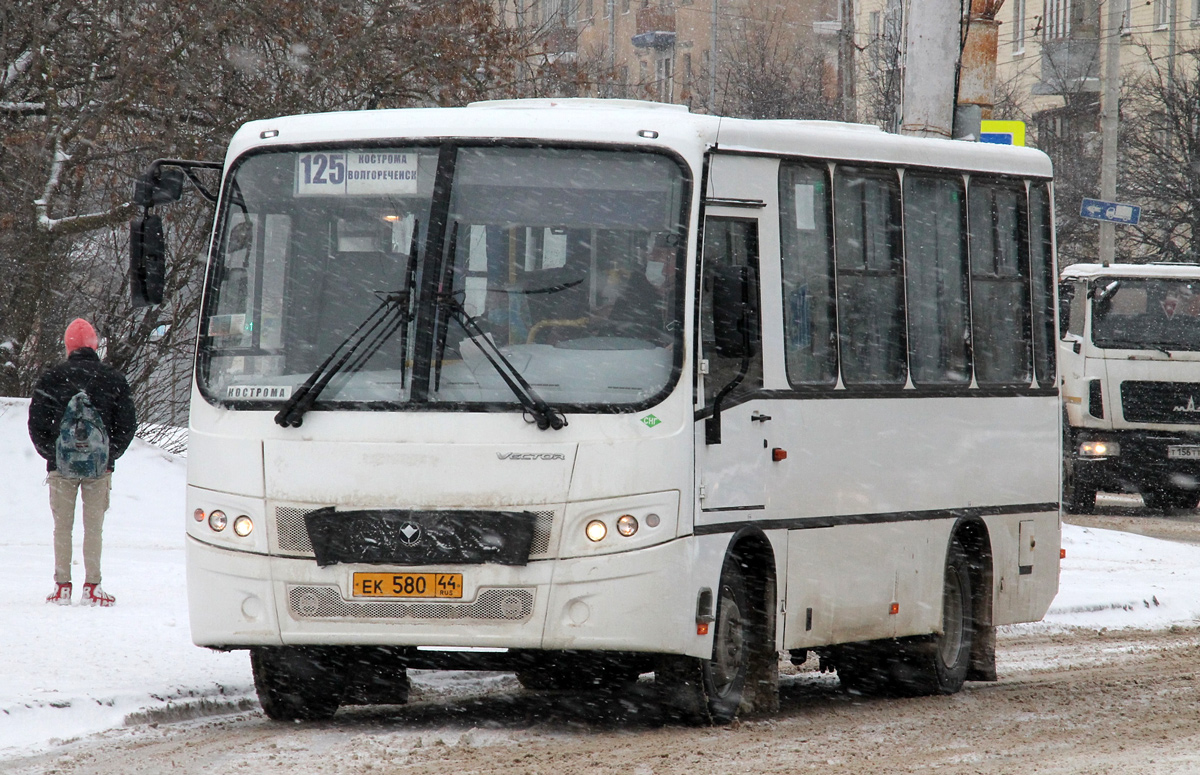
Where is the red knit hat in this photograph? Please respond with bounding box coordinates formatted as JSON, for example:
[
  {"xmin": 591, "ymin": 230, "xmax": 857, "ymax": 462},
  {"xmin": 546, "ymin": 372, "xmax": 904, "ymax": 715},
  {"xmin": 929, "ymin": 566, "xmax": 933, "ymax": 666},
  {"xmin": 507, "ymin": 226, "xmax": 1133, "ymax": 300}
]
[{"xmin": 64, "ymin": 318, "xmax": 99, "ymax": 354}]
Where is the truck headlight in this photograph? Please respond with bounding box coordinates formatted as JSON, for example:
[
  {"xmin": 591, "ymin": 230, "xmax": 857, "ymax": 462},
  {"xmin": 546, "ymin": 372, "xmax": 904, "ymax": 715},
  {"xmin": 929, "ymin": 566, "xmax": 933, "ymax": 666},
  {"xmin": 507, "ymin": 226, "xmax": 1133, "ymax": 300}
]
[{"xmin": 1079, "ymin": 440, "xmax": 1119, "ymax": 457}]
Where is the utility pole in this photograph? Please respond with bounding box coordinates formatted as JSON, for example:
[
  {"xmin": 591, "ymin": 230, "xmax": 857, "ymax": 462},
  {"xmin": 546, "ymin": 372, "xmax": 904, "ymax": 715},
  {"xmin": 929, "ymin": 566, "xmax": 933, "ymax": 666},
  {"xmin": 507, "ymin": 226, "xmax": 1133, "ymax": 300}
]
[
  {"xmin": 710, "ymin": 0, "xmax": 718, "ymax": 112},
  {"xmin": 1099, "ymin": 0, "xmax": 1122, "ymax": 266},
  {"xmin": 899, "ymin": 0, "xmax": 961, "ymax": 138},
  {"xmin": 839, "ymin": 0, "xmax": 857, "ymax": 123},
  {"xmin": 957, "ymin": 0, "xmax": 1004, "ymax": 139}
]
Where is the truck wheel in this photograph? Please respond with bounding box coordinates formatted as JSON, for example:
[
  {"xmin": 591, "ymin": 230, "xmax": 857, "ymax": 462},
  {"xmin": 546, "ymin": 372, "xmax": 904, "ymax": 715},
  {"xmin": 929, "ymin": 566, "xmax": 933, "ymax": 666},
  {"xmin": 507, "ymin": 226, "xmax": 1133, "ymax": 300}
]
[
  {"xmin": 251, "ymin": 647, "xmax": 345, "ymax": 721},
  {"xmin": 1062, "ymin": 456, "xmax": 1096, "ymax": 514},
  {"xmin": 1143, "ymin": 487, "xmax": 1197, "ymax": 511}
]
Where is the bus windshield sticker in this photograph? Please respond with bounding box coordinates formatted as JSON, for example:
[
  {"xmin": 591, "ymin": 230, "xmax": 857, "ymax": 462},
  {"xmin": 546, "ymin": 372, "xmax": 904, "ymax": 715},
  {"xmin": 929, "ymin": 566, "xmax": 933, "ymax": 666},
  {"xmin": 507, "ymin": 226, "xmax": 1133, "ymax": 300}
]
[
  {"xmin": 226, "ymin": 385, "xmax": 294, "ymax": 400},
  {"xmin": 209, "ymin": 313, "xmax": 248, "ymax": 337},
  {"xmin": 295, "ymin": 151, "xmax": 418, "ymax": 197}
]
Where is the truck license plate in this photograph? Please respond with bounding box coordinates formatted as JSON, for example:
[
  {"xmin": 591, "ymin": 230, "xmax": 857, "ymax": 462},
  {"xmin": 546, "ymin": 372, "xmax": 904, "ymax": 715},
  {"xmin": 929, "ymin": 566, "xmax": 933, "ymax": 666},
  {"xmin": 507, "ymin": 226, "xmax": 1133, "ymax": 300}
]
[
  {"xmin": 1167, "ymin": 446, "xmax": 1200, "ymax": 460},
  {"xmin": 352, "ymin": 572, "xmax": 463, "ymax": 598}
]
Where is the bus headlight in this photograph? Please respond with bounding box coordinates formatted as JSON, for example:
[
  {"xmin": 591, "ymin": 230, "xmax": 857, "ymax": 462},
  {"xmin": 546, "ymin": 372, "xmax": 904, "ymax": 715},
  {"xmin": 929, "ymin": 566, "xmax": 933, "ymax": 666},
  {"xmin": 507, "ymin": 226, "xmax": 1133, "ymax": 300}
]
[
  {"xmin": 232, "ymin": 515, "xmax": 254, "ymax": 537},
  {"xmin": 208, "ymin": 510, "xmax": 228, "ymax": 531},
  {"xmin": 585, "ymin": 520, "xmax": 608, "ymax": 542},
  {"xmin": 1079, "ymin": 440, "xmax": 1119, "ymax": 457},
  {"xmin": 616, "ymin": 514, "xmax": 639, "ymax": 537}
]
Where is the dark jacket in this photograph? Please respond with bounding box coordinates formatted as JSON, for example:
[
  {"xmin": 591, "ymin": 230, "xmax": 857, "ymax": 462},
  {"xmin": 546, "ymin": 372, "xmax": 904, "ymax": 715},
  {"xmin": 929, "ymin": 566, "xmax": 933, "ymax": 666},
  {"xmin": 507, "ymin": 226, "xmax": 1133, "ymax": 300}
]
[{"xmin": 28, "ymin": 348, "xmax": 138, "ymax": 472}]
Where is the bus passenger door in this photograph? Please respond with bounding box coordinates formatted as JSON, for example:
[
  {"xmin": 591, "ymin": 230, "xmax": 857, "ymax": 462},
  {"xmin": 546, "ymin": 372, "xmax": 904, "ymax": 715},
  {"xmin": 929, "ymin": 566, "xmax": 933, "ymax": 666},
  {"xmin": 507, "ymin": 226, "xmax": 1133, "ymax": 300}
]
[{"xmin": 696, "ymin": 214, "xmax": 767, "ymax": 516}]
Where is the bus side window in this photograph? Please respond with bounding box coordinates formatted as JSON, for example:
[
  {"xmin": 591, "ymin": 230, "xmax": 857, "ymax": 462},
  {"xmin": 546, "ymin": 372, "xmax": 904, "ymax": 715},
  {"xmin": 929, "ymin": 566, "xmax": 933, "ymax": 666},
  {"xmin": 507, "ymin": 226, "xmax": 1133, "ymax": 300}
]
[
  {"xmin": 701, "ymin": 217, "xmax": 762, "ymax": 406},
  {"xmin": 1029, "ymin": 182, "xmax": 1057, "ymax": 385},
  {"xmin": 903, "ymin": 172, "xmax": 970, "ymax": 386},
  {"xmin": 968, "ymin": 177, "xmax": 1033, "ymax": 387},
  {"xmin": 779, "ymin": 163, "xmax": 837, "ymax": 386},
  {"xmin": 833, "ymin": 165, "xmax": 906, "ymax": 387}
]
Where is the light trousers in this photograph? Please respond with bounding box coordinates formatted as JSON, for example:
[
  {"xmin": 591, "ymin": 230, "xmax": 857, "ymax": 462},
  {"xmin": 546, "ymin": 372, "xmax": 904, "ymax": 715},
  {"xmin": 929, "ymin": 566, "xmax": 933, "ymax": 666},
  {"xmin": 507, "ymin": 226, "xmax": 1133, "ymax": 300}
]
[{"xmin": 49, "ymin": 471, "xmax": 111, "ymax": 585}]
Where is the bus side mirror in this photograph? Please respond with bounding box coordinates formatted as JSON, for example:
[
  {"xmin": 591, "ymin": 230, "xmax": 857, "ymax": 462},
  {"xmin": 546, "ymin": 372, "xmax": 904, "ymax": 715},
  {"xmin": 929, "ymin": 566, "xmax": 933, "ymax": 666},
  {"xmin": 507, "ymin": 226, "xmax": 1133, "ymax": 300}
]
[
  {"xmin": 711, "ymin": 264, "xmax": 760, "ymax": 359},
  {"xmin": 130, "ymin": 213, "xmax": 166, "ymax": 307},
  {"xmin": 134, "ymin": 168, "xmax": 186, "ymax": 207}
]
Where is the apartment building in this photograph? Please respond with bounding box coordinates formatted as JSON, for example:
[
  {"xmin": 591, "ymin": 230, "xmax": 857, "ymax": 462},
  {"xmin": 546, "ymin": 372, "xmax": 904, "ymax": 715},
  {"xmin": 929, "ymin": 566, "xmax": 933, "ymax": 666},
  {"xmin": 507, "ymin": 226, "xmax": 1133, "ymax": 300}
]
[{"xmin": 498, "ymin": 0, "xmax": 848, "ymax": 117}]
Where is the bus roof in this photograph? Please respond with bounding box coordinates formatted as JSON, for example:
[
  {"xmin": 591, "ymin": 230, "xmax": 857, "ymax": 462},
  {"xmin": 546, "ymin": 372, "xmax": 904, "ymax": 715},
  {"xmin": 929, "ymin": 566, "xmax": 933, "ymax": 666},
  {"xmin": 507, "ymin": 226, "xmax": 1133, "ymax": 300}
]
[
  {"xmin": 228, "ymin": 98, "xmax": 1054, "ymax": 179},
  {"xmin": 1061, "ymin": 262, "xmax": 1200, "ymax": 281}
]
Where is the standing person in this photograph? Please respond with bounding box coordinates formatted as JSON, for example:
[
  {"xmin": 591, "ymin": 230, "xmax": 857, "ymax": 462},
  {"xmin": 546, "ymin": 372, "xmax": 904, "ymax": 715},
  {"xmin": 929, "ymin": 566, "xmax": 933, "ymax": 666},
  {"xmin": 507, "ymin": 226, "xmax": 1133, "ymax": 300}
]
[{"xmin": 28, "ymin": 319, "xmax": 137, "ymax": 607}]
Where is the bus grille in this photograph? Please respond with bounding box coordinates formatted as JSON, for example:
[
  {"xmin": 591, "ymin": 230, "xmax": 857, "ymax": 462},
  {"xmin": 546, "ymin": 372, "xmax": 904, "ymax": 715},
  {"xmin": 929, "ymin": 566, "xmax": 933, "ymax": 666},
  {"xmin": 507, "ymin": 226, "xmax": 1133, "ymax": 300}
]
[
  {"xmin": 287, "ymin": 586, "xmax": 535, "ymax": 621},
  {"xmin": 275, "ymin": 506, "xmax": 556, "ymax": 557},
  {"xmin": 1120, "ymin": 381, "xmax": 1200, "ymax": 424}
]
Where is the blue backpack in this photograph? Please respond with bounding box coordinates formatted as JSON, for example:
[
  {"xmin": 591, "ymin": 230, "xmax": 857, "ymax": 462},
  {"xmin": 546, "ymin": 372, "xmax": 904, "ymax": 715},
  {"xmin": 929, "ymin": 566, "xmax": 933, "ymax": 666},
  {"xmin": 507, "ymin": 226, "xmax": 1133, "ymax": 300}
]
[{"xmin": 55, "ymin": 390, "xmax": 110, "ymax": 479}]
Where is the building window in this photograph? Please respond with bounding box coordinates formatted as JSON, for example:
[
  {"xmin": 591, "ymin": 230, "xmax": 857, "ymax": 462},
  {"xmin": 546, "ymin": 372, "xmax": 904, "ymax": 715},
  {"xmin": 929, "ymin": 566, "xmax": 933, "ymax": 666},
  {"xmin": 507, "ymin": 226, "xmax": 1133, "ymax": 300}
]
[
  {"xmin": 1012, "ymin": 0, "xmax": 1026, "ymax": 54},
  {"xmin": 1122, "ymin": 0, "xmax": 1132, "ymax": 33},
  {"xmin": 656, "ymin": 55, "xmax": 674, "ymax": 101},
  {"xmin": 1044, "ymin": 0, "xmax": 1068, "ymax": 39},
  {"xmin": 605, "ymin": 0, "xmax": 612, "ymax": 18},
  {"xmin": 1153, "ymin": 0, "xmax": 1169, "ymax": 28},
  {"xmin": 622, "ymin": 0, "xmax": 630, "ymax": 13}
]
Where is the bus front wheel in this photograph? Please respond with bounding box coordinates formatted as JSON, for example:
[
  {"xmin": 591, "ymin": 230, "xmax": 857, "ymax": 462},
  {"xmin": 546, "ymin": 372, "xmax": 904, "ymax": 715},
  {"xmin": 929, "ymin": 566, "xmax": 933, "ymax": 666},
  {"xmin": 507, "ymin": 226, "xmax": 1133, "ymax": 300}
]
[
  {"xmin": 251, "ymin": 647, "xmax": 345, "ymax": 721},
  {"xmin": 657, "ymin": 557, "xmax": 752, "ymax": 724}
]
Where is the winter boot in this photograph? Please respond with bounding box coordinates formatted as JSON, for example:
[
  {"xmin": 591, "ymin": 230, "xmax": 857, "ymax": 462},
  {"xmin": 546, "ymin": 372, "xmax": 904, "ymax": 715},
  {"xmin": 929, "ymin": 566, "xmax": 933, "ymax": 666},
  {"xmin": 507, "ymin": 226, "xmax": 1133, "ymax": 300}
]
[
  {"xmin": 81, "ymin": 583, "xmax": 115, "ymax": 607},
  {"xmin": 46, "ymin": 582, "xmax": 72, "ymax": 605}
]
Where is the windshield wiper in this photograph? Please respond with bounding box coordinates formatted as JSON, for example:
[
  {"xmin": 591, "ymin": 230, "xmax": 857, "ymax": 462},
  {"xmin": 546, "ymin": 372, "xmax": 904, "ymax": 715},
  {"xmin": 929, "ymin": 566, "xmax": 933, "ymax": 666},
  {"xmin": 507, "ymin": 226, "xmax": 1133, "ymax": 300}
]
[
  {"xmin": 274, "ymin": 221, "xmax": 421, "ymax": 428},
  {"xmin": 437, "ymin": 290, "xmax": 568, "ymax": 431}
]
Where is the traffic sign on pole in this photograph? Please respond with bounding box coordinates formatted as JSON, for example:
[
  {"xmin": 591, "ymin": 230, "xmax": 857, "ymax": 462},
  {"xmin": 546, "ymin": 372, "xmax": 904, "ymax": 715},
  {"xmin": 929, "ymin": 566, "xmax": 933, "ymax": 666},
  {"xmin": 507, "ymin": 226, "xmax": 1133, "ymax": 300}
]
[
  {"xmin": 1080, "ymin": 198, "xmax": 1141, "ymax": 225},
  {"xmin": 979, "ymin": 120, "xmax": 1026, "ymax": 146}
]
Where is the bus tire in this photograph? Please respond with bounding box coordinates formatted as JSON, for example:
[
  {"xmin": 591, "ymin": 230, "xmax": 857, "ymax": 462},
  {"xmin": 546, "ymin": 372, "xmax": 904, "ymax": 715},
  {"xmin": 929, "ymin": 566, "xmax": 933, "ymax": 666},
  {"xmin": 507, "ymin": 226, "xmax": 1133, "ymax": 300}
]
[
  {"xmin": 655, "ymin": 557, "xmax": 752, "ymax": 724},
  {"xmin": 899, "ymin": 539, "xmax": 973, "ymax": 695},
  {"xmin": 251, "ymin": 647, "xmax": 345, "ymax": 721}
]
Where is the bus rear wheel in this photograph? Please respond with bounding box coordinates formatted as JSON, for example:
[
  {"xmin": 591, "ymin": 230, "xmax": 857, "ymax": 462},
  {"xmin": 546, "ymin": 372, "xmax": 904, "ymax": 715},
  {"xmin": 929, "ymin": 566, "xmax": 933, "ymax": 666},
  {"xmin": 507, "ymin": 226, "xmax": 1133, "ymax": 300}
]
[
  {"xmin": 251, "ymin": 647, "xmax": 345, "ymax": 721},
  {"xmin": 899, "ymin": 538, "xmax": 973, "ymax": 695}
]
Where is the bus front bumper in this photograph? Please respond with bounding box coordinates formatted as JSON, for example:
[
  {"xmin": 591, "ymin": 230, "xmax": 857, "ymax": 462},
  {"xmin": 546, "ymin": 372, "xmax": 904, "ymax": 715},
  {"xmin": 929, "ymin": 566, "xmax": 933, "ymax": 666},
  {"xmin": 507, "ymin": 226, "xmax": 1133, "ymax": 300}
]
[{"xmin": 187, "ymin": 535, "xmax": 706, "ymax": 658}]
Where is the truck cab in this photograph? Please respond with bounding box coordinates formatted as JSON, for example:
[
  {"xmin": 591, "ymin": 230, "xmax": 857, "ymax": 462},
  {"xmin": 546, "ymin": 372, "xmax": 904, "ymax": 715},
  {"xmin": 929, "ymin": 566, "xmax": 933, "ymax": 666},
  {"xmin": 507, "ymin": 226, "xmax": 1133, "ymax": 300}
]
[{"xmin": 1060, "ymin": 262, "xmax": 1200, "ymax": 512}]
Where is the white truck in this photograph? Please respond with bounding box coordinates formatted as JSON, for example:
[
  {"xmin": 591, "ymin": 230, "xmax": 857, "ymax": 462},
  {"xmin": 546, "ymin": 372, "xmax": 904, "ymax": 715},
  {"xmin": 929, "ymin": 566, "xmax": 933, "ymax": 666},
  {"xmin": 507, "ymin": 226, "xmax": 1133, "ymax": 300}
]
[{"xmin": 1059, "ymin": 262, "xmax": 1200, "ymax": 512}]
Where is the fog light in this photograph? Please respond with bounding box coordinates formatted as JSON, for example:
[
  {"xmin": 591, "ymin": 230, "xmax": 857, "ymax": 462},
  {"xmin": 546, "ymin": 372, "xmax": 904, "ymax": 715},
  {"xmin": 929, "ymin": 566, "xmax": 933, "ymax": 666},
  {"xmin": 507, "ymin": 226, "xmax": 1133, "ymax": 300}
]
[
  {"xmin": 1079, "ymin": 440, "xmax": 1119, "ymax": 457},
  {"xmin": 233, "ymin": 515, "xmax": 254, "ymax": 537},
  {"xmin": 645, "ymin": 513, "xmax": 661, "ymax": 528},
  {"xmin": 585, "ymin": 520, "xmax": 608, "ymax": 542},
  {"xmin": 193, "ymin": 508, "xmax": 206, "ymax": 522},
  {"xmin": 616, "ymin": 514, "xmax": 639, "ymax": 537},
  {"xmin": 208, "ymin": 510, "xmax": 227, "ymax": 532}
]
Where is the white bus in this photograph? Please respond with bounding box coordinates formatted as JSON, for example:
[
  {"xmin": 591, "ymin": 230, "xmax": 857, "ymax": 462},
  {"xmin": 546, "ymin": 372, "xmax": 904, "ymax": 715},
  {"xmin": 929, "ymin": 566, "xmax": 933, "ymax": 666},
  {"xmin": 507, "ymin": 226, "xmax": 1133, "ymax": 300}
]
[
  {"xmin": 1059, "ymin": 261, "xmax": 1200, "ymax": 512},
  {"xmin": 131, "ymin": 99, "xmax": 1061, "ymax": 723}
]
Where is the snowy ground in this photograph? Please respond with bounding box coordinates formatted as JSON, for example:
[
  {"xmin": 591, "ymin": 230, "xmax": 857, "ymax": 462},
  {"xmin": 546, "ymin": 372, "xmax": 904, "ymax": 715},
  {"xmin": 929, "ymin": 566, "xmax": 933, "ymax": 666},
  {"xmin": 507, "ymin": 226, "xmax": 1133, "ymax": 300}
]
[{"xmin": 3, "ymin": 395, "xmax": 1200, "ymax": 761}]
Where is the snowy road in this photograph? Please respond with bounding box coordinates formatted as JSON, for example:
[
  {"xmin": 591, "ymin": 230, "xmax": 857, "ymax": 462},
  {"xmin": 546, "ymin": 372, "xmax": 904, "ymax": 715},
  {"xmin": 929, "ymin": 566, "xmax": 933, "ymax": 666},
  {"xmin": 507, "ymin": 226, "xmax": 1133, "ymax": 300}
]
[{"xmin": 4, "ymin": 625, "xmax": 1200, "ymax": 775}]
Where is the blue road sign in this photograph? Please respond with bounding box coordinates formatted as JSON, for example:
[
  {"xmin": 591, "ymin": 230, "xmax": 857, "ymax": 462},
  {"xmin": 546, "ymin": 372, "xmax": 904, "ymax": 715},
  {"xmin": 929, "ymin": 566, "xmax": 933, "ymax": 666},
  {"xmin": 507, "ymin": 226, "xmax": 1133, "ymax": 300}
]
[
  {"xmin": 980, "ymin": 132, "xmax": 1013, "ymax": 145},
  {"xmin": 1080, "ymin": 198, "xmax": 1142, "ymax": 225}
]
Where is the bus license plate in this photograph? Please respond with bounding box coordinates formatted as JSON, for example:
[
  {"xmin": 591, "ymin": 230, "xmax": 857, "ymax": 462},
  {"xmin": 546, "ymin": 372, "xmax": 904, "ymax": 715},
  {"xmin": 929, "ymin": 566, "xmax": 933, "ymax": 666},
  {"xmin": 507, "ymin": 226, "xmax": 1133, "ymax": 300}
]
[
  {"xmin": 352, "ymin": 572, "xmax": 463, "ymax": 599},
  {"xmin": 1168, "ymin": 446, "xmax": 1200, "ymax": 460}
]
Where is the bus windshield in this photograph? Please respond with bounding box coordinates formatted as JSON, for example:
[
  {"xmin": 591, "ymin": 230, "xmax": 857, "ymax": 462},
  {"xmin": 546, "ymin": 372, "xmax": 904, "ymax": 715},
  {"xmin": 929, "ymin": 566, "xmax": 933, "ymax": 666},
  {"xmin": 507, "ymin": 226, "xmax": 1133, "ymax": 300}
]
[
  {"xmin": 198, "ymin": 144, "xmax": 689, "ymax": 413},
  {"xmin": 1091, "ymin": 277, "xmax": 1200, "ymax": 351}
]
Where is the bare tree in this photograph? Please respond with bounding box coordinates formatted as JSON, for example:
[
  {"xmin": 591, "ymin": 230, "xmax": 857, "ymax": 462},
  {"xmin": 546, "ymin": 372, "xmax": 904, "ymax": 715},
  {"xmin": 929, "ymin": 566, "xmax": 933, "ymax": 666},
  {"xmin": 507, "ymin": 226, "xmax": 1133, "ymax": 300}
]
[
  {"xmin": 711, "ymin": 7, "xmax": 840, "ymax": 121},
  {"xmin": 0, "ymin": 1, "xmax": 528, "ymax": 445},
  {"xmin": 1118, "ymin": 44, "xmax": 1200, "ymax": 263}
]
